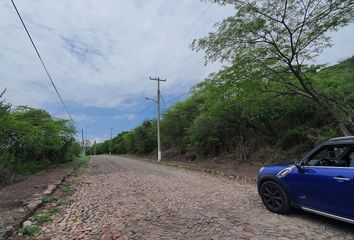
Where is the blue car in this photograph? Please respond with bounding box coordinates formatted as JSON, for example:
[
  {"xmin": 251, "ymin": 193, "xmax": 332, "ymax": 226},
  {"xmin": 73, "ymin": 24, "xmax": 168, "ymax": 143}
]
[{"xmin": 257, "ymin": 136, "xmax": 354, "ymax": 224}]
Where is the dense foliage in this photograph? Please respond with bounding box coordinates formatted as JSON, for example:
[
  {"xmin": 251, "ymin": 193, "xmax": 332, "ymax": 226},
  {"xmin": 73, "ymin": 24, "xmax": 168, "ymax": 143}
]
[
  {"xmin": 91, "ymin": 57, "xmax": 354, "ymax": 159},
  {"xmin": 89, "ymin": 120, "xmax": 157, "ymax": 155},
  {"xmin": 92, "ymin": 1, "xmax": 354, "ymax": 160},
  {"xmin": 0, "ymin": 92, "xmax": 81, "ymax": 186},
  {"xmin": 193, "ymin": 0, "xmax": 354, "ymax": 135}
]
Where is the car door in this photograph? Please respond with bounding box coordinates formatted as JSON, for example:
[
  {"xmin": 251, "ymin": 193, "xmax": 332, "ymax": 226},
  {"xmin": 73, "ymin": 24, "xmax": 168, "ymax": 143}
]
[{"xmin": 287, "ymin": 145, "xmax": 354, "ymax": 219}]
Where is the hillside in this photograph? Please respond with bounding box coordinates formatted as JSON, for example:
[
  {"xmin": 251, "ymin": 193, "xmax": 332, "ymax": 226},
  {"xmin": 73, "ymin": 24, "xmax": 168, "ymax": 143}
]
[{"xmin": 91, "ymin": 57, "xmax": 354, "ymax": 163}]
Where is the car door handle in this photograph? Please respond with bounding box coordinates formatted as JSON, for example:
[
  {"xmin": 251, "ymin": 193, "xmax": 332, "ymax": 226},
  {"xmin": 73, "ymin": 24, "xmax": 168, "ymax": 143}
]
[{"xmin": 333, "ymin": 176, "xmax": 350, "ymax": 181}]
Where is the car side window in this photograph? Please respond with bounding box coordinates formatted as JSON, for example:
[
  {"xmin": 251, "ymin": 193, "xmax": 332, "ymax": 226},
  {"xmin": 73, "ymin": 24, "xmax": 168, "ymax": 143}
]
[
  {"xmin": 349, "ymin": 152, "xmax": 354, "ymax": 167},
  {"xmin": 307, "ymin": 145, "xmax": 352, "ymax": 167}
]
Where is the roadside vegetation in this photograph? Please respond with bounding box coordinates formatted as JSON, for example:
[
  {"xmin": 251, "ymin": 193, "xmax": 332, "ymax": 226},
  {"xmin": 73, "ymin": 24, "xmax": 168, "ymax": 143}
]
[
  {"xmin": 90, "ymin": 57, "xmax": 354, "ymax": 161},
  {"xmin": 0, "ymin": 90, "xmax": 81, "ymax": 186},
  {"xmin": 91, "ymin": 1, "xmax": 354, "ymax": 161},
  {"xmin": 19, "ymin": 179, "xmax": 77, "ymax": 237}
]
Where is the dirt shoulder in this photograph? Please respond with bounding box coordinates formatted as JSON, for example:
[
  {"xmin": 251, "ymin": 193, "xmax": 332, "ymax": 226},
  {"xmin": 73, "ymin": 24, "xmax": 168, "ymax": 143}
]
[
  {"xmin": 0, "ymin": 163, "xmax": 71, "ymax": 238},
  {"xmin": 124, "ymin": 154, "xmax": 263, "ymax": 183}
]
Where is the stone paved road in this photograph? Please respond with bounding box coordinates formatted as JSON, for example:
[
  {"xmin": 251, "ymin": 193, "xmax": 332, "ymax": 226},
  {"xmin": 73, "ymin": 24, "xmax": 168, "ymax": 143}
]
[{"xmin": 38, "ymin": 155, "xmax": 354, "ymax": 240}]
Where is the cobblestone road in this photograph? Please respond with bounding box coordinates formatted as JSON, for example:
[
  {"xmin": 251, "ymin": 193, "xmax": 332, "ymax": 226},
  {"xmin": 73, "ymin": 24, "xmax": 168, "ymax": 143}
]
[{"xmin": 38, "ymin": 155, "xmax": 354, "ymax": 240}]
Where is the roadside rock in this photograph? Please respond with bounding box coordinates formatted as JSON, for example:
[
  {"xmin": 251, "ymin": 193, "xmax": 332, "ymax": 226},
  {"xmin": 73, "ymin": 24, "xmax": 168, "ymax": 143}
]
[
  {"xmin": 43, "ymin": 184, "xmax": 56, "ymax": 195},
  {"xmin": 27, "ymin": 199, "xmax": 42, "ymax": 210},
  {"xmin": 0, "ymin": 226, "xmax": 14, "ymax": 239},
  {"xmin": 23, "ymin": 220, "xmax": 32, "ymax": 227}
]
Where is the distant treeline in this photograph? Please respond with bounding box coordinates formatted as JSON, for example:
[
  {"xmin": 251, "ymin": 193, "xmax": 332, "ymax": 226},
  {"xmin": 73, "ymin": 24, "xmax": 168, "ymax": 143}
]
[
  {"xmin": 0, "ymin": 91, "xmax": 81, "ymax": 186},
  {"xmin": 90, "ymin": 58, "xmax": 354, "ymax": 160}
]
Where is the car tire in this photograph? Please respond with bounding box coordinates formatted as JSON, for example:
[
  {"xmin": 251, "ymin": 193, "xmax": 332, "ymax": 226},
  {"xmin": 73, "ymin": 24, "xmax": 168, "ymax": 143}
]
[{"xmin": 260, "ymin": 181, "xmax": 291, "ymax": 214}]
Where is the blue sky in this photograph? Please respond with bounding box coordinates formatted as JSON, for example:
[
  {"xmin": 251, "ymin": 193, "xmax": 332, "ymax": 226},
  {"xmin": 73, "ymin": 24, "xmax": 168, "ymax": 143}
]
[{"xmin": 1, "ymin": 0, "xmax": 354, "ymax": 142}]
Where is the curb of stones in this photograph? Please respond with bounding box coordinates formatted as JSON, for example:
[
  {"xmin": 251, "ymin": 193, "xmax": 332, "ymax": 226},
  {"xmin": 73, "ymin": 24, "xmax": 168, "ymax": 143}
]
[{"xmin": 1, "ymin": 175, "xmax": 69, "ymax": 239}]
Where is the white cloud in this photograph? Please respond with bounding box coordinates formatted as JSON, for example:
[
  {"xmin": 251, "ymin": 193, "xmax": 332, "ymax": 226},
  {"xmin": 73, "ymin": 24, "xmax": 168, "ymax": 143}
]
[
  {"xmin": 68, "ymin": 114, "xmax": 94, "ymax": 122},
  {"xmin": 1, "ymin": 0, "xmax": 354, "ymax": 140},
  {"xmin": 0, "ymin": 0, "xmax": 234, "ymax": 111},
  {"xmin": 113, "ymin": 114, "xmax": 136, "ymax": 121}
]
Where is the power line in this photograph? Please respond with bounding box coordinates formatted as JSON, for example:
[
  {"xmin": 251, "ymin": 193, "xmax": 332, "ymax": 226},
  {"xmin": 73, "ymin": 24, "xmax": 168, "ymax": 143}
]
[
  {"xmin": 159, "ymin": 4, "xmax": 212, "ymax": 71},
  {"xmin": 132, "ymin": 5, "xmax": 218, "ymax": 121},
  {"xmin": 10, "ymin": 0, "xmax": 74, "ymax": 123},
  {"xmin": 160, "ymin": 94, "xmax": 167, "ymax": 108}
]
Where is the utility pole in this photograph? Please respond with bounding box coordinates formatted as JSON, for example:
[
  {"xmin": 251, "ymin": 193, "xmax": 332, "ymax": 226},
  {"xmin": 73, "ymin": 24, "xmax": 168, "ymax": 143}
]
[
  {"xmin": 109, "ymin": 128, "xmax": 114, "ymax": 155},
  {"xmin": 93, "ymin": 140, "xmax": 97, "ymax": 156},
  {"xmin": 81, "ymin": 128, "xmax": 85, "ymax": 157},
  {"xmin": 85, "ymin": 125, "xmax": 88, "ymax": 156},
  {"xmin": 149, "ymin": 77, "xmax": 166, "ymax": 162}
]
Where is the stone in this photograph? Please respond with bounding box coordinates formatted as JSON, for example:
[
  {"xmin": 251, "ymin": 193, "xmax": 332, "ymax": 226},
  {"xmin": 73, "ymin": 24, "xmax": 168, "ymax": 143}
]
[
  {"xmin": 27, "ymin": 199, "xmax": 42, "ymax": 210},
  {"xmin": 0, "ymin": 226, "xmax": 14, "ymax": 239},
  {"xmin": 117, "ymin": 223, "xmax": 126, "ymax": 231},
  {"xmin": 23, "ymin": 220, "xmax": 32, "ymax": 227},
  {"xmin": 242, "ymin": 232, "xmax": 255, "ymax": 239},
  {"xmin": 43, "ymin": 184, "xmax": 56, "ymax": 195},
  {"xmin": 18, "ymin": 208, "xmax": 26, "ymax": 213}
]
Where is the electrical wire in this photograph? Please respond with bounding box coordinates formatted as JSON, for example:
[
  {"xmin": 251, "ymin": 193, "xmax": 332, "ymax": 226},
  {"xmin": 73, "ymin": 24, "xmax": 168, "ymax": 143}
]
[
  {"xmin": 137, "ymin": 4, "xmax": 217, "ymax": 120},
  {"xmin": 159, "ymin": 4, "xmax": 212, "ymax": 71},
  {"xmin": 10, "ymin": 0, "xmax": 74, "ymax": 123}
]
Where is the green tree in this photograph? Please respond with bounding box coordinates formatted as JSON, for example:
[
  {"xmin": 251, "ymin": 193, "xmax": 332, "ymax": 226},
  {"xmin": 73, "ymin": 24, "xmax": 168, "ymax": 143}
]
[
  {"xmin": 193, "ymin": 0, "xmax": 354, "ymax": 135},
  {"xmin": 161, "ymin": 96, "xmax": 203, "ymax": 153},
  {"xmin": 134, "ymin": 120, "xmax": 157, "ymax": 154},
  {"xmin": 0, "ymin": 93, "xmax": 80, "ymax": 186}
]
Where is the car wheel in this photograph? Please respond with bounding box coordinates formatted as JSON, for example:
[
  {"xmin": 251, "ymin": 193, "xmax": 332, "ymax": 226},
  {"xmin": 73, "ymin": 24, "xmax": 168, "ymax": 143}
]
[{"xmin": 260, "ymin": 181, "xmax": 291, "ymax": 214}]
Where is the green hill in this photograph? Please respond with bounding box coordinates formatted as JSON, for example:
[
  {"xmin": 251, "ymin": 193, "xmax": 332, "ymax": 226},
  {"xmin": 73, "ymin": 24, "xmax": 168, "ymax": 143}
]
[{"xmin": 92, "ymin": 57, "xmax": 354, "ymax": 162}]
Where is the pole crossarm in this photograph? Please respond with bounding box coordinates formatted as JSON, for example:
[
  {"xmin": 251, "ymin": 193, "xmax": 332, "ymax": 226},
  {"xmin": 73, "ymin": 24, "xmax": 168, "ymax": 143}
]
[{"xmin": 149, "ymin": 77, "xmax": 167, "ymax": 82}]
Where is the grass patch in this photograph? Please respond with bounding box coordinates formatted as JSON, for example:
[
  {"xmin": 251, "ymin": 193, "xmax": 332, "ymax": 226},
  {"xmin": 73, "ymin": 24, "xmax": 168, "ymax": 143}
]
[
  {"xmin": 76, "ymin": 155, "xmax": 91, "ymax": 167},
  {"xmin": 19, "ymin": 226, "xmax": 41, "ymax": 236},
  {"xmin": 65, "ymin": 155, "xmax": 91, "ymax": 177},
  {"xmin": 57, "ymin": 199, "xmax": 75, "ymax": 206},
  {"xmin": 33, "ymin": 213, "xmax": 52, "ymax": 223},
  {"xmin": 47, "ymin": 207, "xmax": 59, "ymax": 215},
  {"xmin": 66, "ymin": 168, "xmax": 76, "ymax": 177},
  {"xmin": 59, "ymin": 182, "xmax": 71, "ymax": 193},
  {"xmin": 42, "ymin": 195, "xmax": 57, "ymax": 203}
]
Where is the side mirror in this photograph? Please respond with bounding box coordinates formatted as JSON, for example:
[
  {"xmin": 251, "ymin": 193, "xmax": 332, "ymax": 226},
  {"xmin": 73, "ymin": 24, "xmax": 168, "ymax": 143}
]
[{"xmin": 296, "ymin": 162, "xmax": 305, "ymax": 173}]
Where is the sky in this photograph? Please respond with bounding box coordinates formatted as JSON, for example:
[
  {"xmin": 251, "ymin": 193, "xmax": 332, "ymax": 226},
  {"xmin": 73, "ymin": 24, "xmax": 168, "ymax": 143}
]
[{"xmin": 1, "ymin": 0, "xmax": 354, "ymax": 143}]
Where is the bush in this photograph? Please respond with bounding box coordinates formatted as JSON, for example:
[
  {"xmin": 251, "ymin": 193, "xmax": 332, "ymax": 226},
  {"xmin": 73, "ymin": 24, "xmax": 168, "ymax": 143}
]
[
  {"xmin": 19, "ymin": 226, "xmax": 41, "ymax": 236},
  {"xmin": 47, "ymin": 207, "xmax": 59, "ymax": 215},
  {"xmin": 42, "ymin": 195, "xmax": 57, "ymax": 203},
  {"xmin": 0, "ymin": 92, "xmax": 80, "ymax": 186},
  {"xmin": 34, "ymin": 214, "xmax": 51, "ymax": 223},
  {"xmin": 56, "ymin": 199, "xmax": 75, "ymax": 206}
]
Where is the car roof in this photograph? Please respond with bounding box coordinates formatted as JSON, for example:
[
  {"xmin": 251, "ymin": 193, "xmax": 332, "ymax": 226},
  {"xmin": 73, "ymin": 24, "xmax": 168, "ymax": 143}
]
[{"xmin": 325, "ymin": 136, "xmax": 354, "ymax": 145}]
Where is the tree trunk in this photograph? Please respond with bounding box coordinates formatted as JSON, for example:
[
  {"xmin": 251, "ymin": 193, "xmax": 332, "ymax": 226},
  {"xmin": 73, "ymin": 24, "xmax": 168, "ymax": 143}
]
[
  {"xmin": 317, "ymin": 97, "xmax": 351, "ymax": 136},
  {"xmin": 290, "ymin": 66, "xmax": 352, "ymax": 136}
]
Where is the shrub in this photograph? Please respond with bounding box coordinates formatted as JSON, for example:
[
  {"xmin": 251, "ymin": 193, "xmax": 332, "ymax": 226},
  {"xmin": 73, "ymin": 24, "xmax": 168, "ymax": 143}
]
[
  {"xmin": 42, "ymin": 195, "xmax": 57, "ymax": 203},
  {"xmin": 19, "ymin": 226, "xmax": 41, "ymax": 236},
  {"xmin": 57, "ymin": 199, "xmax": 75, "ymax": 206},
  {"xmin": 59, "ymin": 182, "xmax": 71, "ymax": 193},
  {"xmin": 47, "ymin": 207, "xmax": 59, "ymax": 215},
  {"xmin": 34, "ymin": 214, "xmax": 51, "ymax": 223}
]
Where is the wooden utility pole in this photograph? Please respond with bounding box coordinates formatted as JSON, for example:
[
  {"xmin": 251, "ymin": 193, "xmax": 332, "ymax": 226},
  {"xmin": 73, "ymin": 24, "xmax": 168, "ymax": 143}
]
[{"xmin": 149, "ymin": 77, "xmax": 166, "ymax": 162}]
